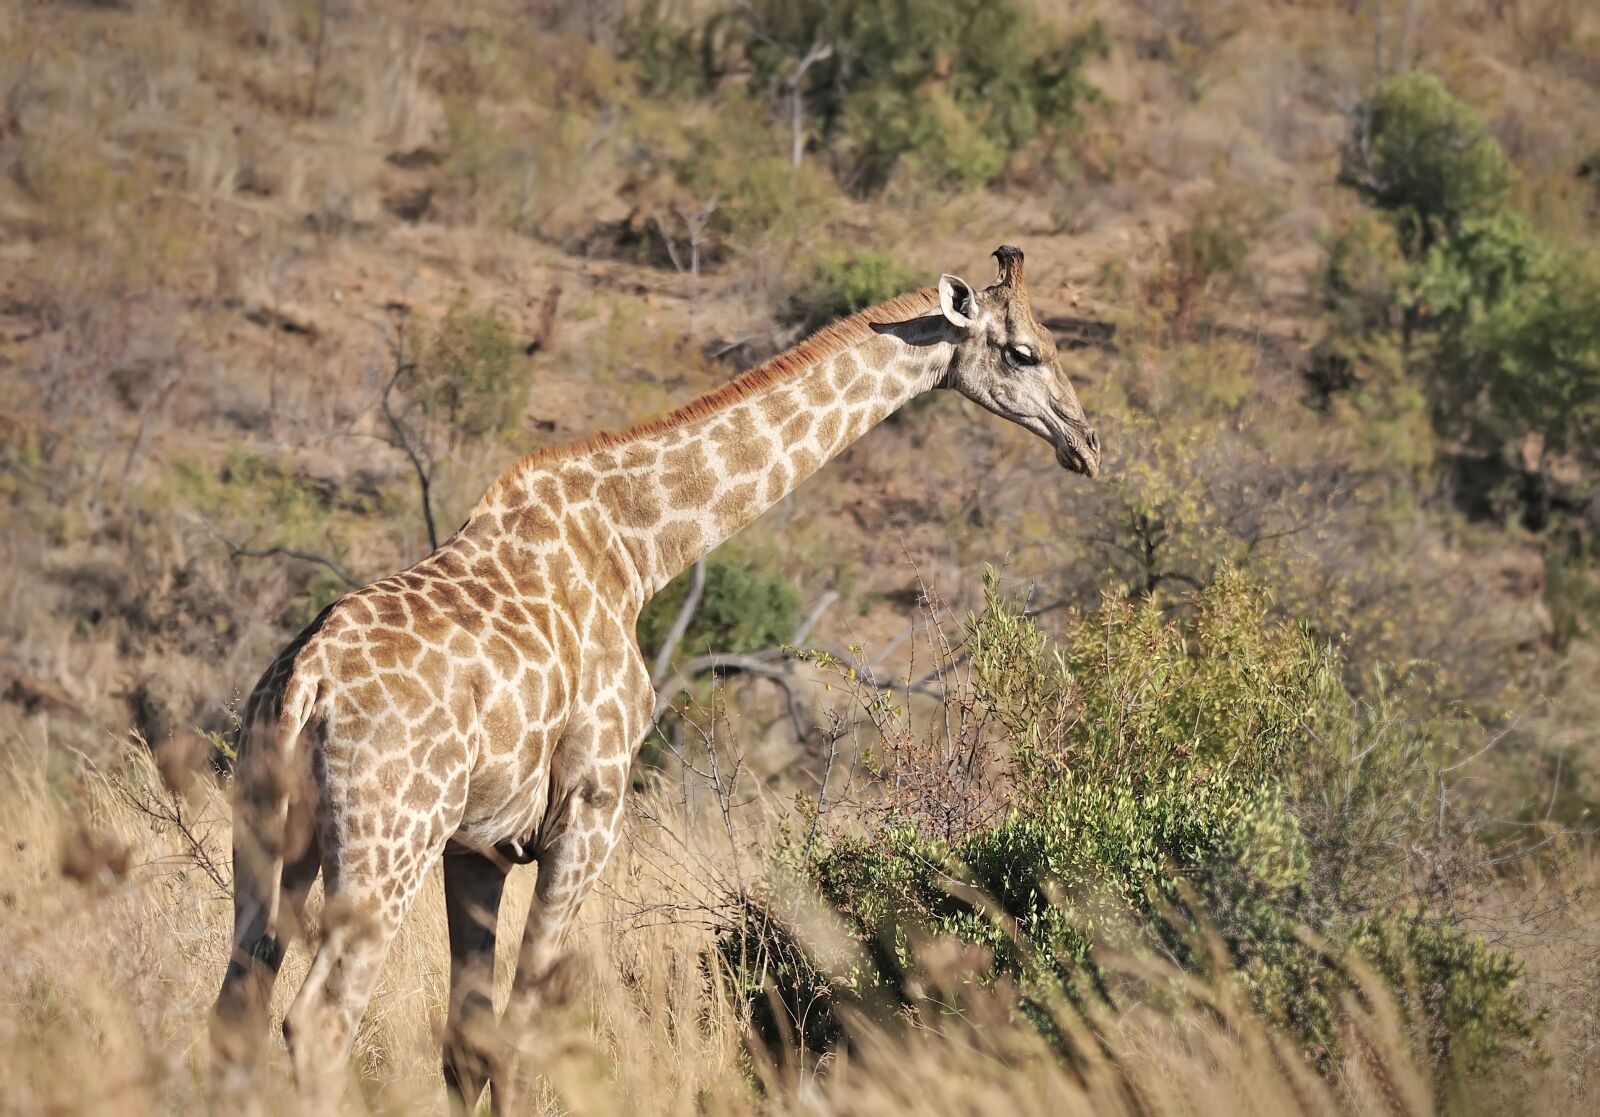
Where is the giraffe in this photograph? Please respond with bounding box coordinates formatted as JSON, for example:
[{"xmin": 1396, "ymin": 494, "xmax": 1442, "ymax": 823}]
[{"xmin": 210, "ymin": 245, "xmax": 1100, "ymax": 1109}]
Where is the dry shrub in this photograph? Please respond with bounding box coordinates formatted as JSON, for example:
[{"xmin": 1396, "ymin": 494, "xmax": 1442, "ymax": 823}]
[{"xmin": 1, "ymin": 680, "xmax": 1596, "ymax": 1115}]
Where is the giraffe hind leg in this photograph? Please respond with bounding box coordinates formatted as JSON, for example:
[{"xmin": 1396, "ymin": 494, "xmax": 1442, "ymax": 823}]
[
  {"xmin": 284, "ymin": 816, "xmax": 454, "ymax": 1101},
  {"xmin": 494, "ymin": 768, "xmax": 629, "ymax": 1110},
  {"xmin": 211, "ymin": 807, "xmax": 321, "ymax": 1075}
]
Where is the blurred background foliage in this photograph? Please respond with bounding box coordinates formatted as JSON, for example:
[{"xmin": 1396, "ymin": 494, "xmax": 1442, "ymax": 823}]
[{"xmin": 2, "ymin": 0, "xmax": 1599, "ymax": 1111}]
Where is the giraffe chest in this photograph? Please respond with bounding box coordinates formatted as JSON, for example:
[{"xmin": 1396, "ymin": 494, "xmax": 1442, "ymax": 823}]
[{"xmin": 453, "ymin": 664, "xmax": 574, "ymax": 846}]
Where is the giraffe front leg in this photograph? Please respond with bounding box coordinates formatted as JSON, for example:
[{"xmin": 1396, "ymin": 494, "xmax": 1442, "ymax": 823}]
[
  {"xmin": 441, "ymin": 846, "xmax": 510, "ymax": 1114},
  {"xmin": 496, "ymin": 763, "xmax": 629, "ymax": 1106}
]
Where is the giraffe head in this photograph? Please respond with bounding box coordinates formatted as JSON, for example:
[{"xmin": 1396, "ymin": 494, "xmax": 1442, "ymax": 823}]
[{"xmin": 936, "ymin": 245, "xmax": 1101, "ymax": 478}]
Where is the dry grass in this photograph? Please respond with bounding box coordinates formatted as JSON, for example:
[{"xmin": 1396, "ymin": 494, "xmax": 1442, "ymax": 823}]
[
  {"xmin": 1, "ymin": 730, "xmax": 1589, "ymax": 1117},
  {"xmin": 2, "ymin": 1, "xmax": 1599, "ymax": 1113}
]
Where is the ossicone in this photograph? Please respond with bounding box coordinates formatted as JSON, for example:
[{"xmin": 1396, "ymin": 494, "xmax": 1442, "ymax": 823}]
[{"xmin": 992, "ymin": 245, "xmax": 1024, "ymax": 286}]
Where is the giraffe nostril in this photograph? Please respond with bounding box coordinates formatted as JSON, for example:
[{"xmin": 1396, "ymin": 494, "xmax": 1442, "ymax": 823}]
[{"xmin": 1086, "ymin": 428, "xmax": 1100, "ymax": 454}]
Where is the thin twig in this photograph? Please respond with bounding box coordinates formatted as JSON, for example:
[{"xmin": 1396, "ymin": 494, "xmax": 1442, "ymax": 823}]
[
  {"xmin": 379, "ymin": 326, "xmax": 439, "ymax": 552},
  {"xmin": 652, "ymin": 559, "xmax": 707, "ymax": 687},
  {"xmin": 199, "ymin": 513, "xmax": 360, "ymax": 588}
]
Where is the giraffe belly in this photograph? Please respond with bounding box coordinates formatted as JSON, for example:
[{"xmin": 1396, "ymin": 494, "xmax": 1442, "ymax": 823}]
[{"xmin": 452, "ymin": 734, "xmax": 559, "ymax": 850}]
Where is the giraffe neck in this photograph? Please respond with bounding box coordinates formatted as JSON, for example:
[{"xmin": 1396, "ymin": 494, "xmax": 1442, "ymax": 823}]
[
  {"xmin": 482, "ymin": 308, "xmax": 952, "ymax": 611},
  {"xmin": 614, "ymin": 320, "xmax": 950, "ymax": 596}
]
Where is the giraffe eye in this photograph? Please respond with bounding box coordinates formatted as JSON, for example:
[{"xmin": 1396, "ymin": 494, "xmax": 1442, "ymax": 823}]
[{"xmin": 1006, "ymin": 343, "xmax": 1039, "ymax": 367}]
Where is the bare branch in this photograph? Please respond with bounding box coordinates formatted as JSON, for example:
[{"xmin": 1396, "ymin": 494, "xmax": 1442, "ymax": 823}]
[
  {"xmin": 652, "ymin": 559, "xmax": 707, "ymax": 687},
  {"xmin": 653, "ymin": 650, "xmax": 814, "ymax": 742},
  {"xmin": 789, "ymin": 589, "xmax": 839, "ymax": 646},
  {"xmin": 379, "ymin": 326, "xmax": 439, "ymax": 553},
  {"xmin": 199, "ymin": 513, "xmax": 360, "ymax": 589},
  {"xmin": 116, "ymin": 767, "xmax": 231, "ymax": 894}
]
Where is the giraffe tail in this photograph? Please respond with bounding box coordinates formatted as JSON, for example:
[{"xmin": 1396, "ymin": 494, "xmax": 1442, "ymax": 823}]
[{"xmin": 263, "ymin": 671, "xmax": 319, "ymax": 940}]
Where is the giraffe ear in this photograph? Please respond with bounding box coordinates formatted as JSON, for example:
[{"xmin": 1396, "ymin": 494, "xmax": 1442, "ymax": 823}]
[{"xmin": 938, "ymin": 274, "xmax": 977, "ymax": 330}]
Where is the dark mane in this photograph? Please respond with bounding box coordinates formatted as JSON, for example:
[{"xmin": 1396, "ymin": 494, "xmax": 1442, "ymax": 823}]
[{"xmin": 479, "ymin": 286, "xmax": 940, "ymax": 503}]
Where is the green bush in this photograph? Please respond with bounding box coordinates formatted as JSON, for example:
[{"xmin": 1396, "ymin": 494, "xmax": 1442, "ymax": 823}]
[
  {"xmin": 165, "ymin": 448, "xmax": 352, "ymax": 623},
  {"xmin": 170, "ymin": 448, "xmax": 336, "ymax": 550},
  {"xmin": 1322, "ymin": 212, "xmax": 1409, "ymax": 340},
  {"xmin": 713, "ymin": 0, "xmax": 1104, "ymax": 192},
  {"xmin": 614, "ymin": 95, "xmax": 840, "ymax": 271},
  {"xmin": 1307, "ymin": 214, "xmax": 1434, "ymax": 466},
  {"xmin": 1342, "ymin": 72, "xmax": 1512, "ymax": 256},
  {"xmin": 723, "ymin": 571, "xmax": 1538, "ymax": 1080},
  {"xmin": 637, "ymin": 554, "xmax": 801, "ymax": 666},
  {"xmin": 667, "ymin": 113, "xmax": 841, "ymax": 248},
  {"xmin": 1335, "ymin": 74, "xmax": 1600, "ymax": 463},
  {"xmin": 780, "ymin": 250, "xmax": 924, "ymax": 334},
  {"xmin": 1353, "ymin": 914, "xmax": 1539, "ymax": 1079},
  {"xmin": 1543, "ymin": 545, "xmax": 1600, "ymax": 653},
  {"xmin": 1412, "ymin": 212, "xmax": 1600, "ymax": 454},
  {"xmin": 407, "ymin": 300, "xmax": 524, "ymax": 445},
  {"xmin": 621, "ymin": 1, "xmax": 708, "ymax": 99}
]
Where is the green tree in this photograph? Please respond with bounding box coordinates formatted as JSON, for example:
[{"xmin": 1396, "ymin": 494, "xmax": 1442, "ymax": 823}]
[
  {"xmin": 1335, "ymin": 73, "xmax": 1600, "ymax": 475},
  {"xmin": 726, "ymin": 572, "xmax": 1538, "ymax": 1080},
  {"xmin": 1413, "ymin": 212, "xmax": 1600, "ymax": 457},
  {"xmin": 780, "ymin": 249, "xmax": 923, "ymax": 334},
  {"xmin": 1341, "ymin": 72, "xmax": 1512, "ymax": 257},
  {"xmin": 637, "ymin": 554, "xmax": 801, "ymax": 666},
  {"xmin": 728, "ymin": 0, "xmax": 1105, "ymax": 192}
]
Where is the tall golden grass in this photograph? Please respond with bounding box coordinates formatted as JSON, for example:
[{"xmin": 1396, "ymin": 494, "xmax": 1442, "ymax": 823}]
[{"xmin": 7, "ymin": 734, "xmax": 1584, "ymax": 1117}]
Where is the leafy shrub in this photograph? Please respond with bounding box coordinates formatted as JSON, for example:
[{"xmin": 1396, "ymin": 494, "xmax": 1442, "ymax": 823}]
[
  {"xmin": 1352, "ymin": 914, "xmax": 1539, "ymax": 1079},
  {"xmin": 1306, "ymin": 214, "xmax": 1435, "ymax": 467},
  {"xmin": 607, "ymin": 96, "xmax": 840, "ymax": 273},
  {"xmin": 169, "ymin": 448, "xmax": 337, "ymax": 551},
  {"xmin": 637, "ymin": 554, "xmax": 801, "ymax": 666},
  {"xmin": 1543, "ymin": 545, "xmax": 1600, "ymax": 653},
  {"xmin": 709, "ymin": 0, "xmax": 1104, "ymax": 192},
  {"xmin": 1336, "ymin": 74, "xmax": 1600, "ymax": 467},
  {"xmin": 724, "ymin": 571, "xmax": 1538, "ymax": 1082},
  {"xmin": 1411, "ymin": 212, "xmax": 1600, "ymax": 454},
  {"xmin": 164, "ymin": 449, "xmax": 352, "ymax": 623},
  {"xmin": 780, "ymin": 250, "xmax": 924, "ymax": 334},
  {"xmin": 403, "ymin": 299, "xmax": 524, "ymax": 445},
  {"xmin": 665, "ymin": 111, "xmax": 841, "ymax": 249},
  {"xmin": 1342, "ymin": 72, "xmax": 1512, "ymax": 256},
  {"xmin": 1322, "ymin": 212, "xmax": 1409, "ymax": 340},
  {"xmin": 620, "ymin": 1, "xmax": 708, "ymax": 98}
]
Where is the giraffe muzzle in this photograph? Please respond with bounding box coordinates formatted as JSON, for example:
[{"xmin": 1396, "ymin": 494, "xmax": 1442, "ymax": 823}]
[{"xmin": 1048, "ymin": 405, "xmax": 1101, "ymax": 479}]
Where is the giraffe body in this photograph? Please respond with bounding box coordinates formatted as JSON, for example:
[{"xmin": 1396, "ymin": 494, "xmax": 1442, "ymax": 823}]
[{"xmin": 212, "ymin": 247, "xmax": 1100, "ymax": 1110}]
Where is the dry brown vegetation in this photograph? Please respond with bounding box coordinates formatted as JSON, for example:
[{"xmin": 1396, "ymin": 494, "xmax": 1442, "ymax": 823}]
[{"xmin": 3, "ymin": 0, "xmax": 1599, "ymax": 1113}]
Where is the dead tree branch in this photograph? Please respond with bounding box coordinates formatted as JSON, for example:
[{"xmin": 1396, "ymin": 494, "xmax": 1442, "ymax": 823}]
[
  {"xmin": 199, "ymin": 513, "xmax": 361, "ymax": 589},
  {"xmin": 378, "ymin": 330, "xmax": 439, "ymax": 553},
  {"xmin": 789, "ymin": 589, "xmax": 839, "ymax": 645},
  {"xmin": 649, "ymin": 588, "xmax": 842, "ymax": 738},
  {"xmin": 652, "ymin": 559, "xmax": 707, "ymax": 687},
  {"xmin": 652, "ymin": 650, "xmax": 814, "ymax": 742},
  {"xmin": 117, "ymin": 773, "xmax": 232, "ymax": 894}
]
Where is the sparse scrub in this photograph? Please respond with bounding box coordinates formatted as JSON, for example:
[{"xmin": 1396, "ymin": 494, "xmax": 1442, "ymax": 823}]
[
  {"xmin": 780, "ymin": 250, "xmax": 924, "ymax": 335},
  {"xmin": 1143, "ymin": 190, "xmax": 1270, "ymax": 341},
  {"xmin": 1, "ymin": 3, "xmax": 1598, "ymax": 1113},
  {"xmin": 666, "ymin": 0, "xmax": 1105, "ymax": 193},
  {"xmin": 638, "ymin": 553, "xmax": 802, "ymax": 668},
  {"xmin": 1309, "ymin": 214, "xmax": 1434, "ymax": 468},
  {"xmin": 728, "ymin": 570, "xmax": 1541, "ymax": 1089},
  {"xmin": 404, "ymin": 299, "xmax": 524, "ymax": 444}
]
